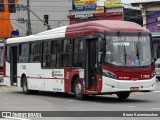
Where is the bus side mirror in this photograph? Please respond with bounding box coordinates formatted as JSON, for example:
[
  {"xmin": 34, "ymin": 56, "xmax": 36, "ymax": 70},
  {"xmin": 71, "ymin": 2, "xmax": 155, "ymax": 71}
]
[
  {"xmin": 98, "ymin": 52, "xmax": 103, "ymax": 63},
  {"xmin": 154, "ymin": 58, "xmax": 157, "ymax": 62}
]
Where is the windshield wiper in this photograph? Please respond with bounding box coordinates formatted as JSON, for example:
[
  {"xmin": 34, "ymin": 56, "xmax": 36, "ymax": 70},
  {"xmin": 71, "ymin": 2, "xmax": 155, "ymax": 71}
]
[
  {"xmin": 123, "ymin": 45, "xmax": 127, "ymax": 65},
  {"xmin": 117, "ymin": 32, "xmax": 127, "ymax": 65},
  {"xmin": 136, "ymin": 32, "xmax": 141, "ymax": 65}
]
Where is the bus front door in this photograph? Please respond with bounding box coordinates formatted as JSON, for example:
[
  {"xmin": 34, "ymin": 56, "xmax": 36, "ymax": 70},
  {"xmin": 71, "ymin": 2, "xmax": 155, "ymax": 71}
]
[
  {"xmin": 85, "ymin": 39, "xmax": 97, "ymax": 91},
  {"xmin": 10, "ymin": 46, "xmax": 18, "ymax": 86}
]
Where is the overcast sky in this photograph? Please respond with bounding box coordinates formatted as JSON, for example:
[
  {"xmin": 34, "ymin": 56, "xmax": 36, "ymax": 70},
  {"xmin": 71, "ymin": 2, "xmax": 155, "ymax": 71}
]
[
  {"xmin": 97, "ymin": 0, "xmax": 160, "ymax": 6},
  {"xmin": 121, "ymin": 0, "xmax": 160, "ymax": 4},
  {"xmin": 98, "ymin": 0, "xmax": 160, "ymax": 4}
]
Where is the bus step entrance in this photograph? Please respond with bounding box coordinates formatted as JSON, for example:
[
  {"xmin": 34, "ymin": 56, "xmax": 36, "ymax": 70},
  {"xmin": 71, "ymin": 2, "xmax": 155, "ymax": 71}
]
[
  {"xmin": 88, "ymin": 86, "xmax": 97, "ymax": 91},
  {"xmin": 85, "ymin": 90, "xmax": 97, "ymax": 94},
  {"xmin": 88, "ymin": 76, "xmax": 97, "ymax": 91}
]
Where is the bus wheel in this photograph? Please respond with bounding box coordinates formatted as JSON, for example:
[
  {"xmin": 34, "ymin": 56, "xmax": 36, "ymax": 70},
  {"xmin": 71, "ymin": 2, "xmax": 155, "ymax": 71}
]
[
  {"xmin": 117, "ymin": 92, "xmax": 130, "ymax": 100},
  {"xmin": 22, "ymin": 76, "xmax": 30, "ymax": 94},
  {"xmin": 74, "ymin": 78, "xmax": 87, "ymax": 100},
  {"xmin": 157, "ymin": 77, "xmax": 160, "ymax": 81}
]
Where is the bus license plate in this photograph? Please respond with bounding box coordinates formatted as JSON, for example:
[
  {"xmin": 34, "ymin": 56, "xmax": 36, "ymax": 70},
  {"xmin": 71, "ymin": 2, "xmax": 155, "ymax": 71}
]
[{"xmin": 130, "ymin": 87, "xmax": 139, "ymax": 91}]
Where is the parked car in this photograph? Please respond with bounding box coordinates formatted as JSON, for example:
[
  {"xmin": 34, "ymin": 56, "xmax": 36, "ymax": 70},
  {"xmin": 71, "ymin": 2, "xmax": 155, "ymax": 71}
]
[{"xmin": 155, "ymin": 58, "xmax": 160, "ymax": 81}]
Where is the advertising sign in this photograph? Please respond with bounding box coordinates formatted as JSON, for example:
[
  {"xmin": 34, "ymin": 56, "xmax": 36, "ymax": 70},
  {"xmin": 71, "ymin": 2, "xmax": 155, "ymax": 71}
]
[
  {"xmin": 105, "ymin": 0, "xmax": 121, "ymax": 8},
  {"xmin": 73, "ymin": 0, "xmax": 97, "ymax": 10},
  {"xmin": 96, "ymin": 6, "xmax": 104, "ymax": 13},
  {"xmin": 73, "ymin": 13, "xmax": 95, "ymax": 19},
  {"xmin": 97, "ymin": 0, "xmax": 105, "ymax": 6},
  {"xmin": 11, "ymin": 30, "xmax": 19, "ymax": 37}
]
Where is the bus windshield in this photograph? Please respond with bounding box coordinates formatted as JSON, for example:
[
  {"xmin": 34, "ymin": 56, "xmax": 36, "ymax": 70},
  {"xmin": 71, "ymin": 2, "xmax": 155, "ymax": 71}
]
[{"xmin": 104, "ymin": 32, "xmax": 152, "ymax": 67}]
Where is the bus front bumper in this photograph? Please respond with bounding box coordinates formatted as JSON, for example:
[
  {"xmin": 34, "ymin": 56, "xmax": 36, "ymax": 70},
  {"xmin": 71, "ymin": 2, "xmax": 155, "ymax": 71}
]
[{"xmin": 101, "ymin": 76, "xmax": 156, "ymax": 93}]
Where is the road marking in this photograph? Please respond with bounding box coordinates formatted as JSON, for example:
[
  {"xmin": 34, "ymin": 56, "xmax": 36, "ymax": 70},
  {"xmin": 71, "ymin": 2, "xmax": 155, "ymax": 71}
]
[
  {"xmin": 153, "ymin": 91, "xmax": 160, "ymax": 93},
  {"xmin": 132, "ymin": 92, "xmax": 146, "ymax": 96},
  {"xmin": 128, "ymin": 106, "xmax": 135, "ymax": 108}
]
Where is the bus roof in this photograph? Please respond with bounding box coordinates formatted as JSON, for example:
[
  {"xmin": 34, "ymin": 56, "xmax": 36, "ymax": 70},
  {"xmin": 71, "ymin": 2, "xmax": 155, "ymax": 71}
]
[
  {"xmin": 6, "ymin": 20, "xmax": 149, "ymax": 44},
  {"xmin": 66, "ymin": 20, "xmax": 149, "ymax": 37},
  {"xmin": 7, "ymin": 26, "xmax": 67, "ymax": 44}
]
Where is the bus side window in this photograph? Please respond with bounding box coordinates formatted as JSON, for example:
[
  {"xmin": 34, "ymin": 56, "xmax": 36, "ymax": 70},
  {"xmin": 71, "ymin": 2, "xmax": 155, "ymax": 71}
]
[
  {"xmin": 72, "ymin": 38, "xmax": 83, "ymax": 67},
  {"xmin": 30, "ymin": 42, "xmax": 41, "ymax": 62},
  {"xmin": 61, "ymin": 39, "xmax": 71, "ymax": 67},
  {"xmin": 42, "ymin": 41, "xmax": 50, "ymax": 68},
  {"xmin": 18, "ymin": 44, "xmax": 29, "ymax": 63},
  {"xmin": 51, "ymin": 40, "xmax": 61, "ymax": 68}
]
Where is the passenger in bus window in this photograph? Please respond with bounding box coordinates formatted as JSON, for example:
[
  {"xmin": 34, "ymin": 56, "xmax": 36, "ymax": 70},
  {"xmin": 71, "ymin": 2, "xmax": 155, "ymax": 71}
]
[
  {"xmin": 105, "ymin": 51, "xmax": 114, "ymax": 63},
  {"xmin": 104, "ymin": 45, "xmax": 113, "ymax": 63},
  {"xmin": 127, "ymin": 51, "xmax": 139, "ymax": 66},
  {"xmin": 43, "ymin": 55, "xmax": 50, "ymax": 67}
]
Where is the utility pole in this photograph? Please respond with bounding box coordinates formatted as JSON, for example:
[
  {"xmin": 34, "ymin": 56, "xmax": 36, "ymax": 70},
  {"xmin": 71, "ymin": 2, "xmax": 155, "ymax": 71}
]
[
  {"xmin": 26, "ymin": 0, "xmax": 32, "ymax": 35},
  {"xmin": 18, "ymin": 3, "xmax": 51, "ymax": 31}
]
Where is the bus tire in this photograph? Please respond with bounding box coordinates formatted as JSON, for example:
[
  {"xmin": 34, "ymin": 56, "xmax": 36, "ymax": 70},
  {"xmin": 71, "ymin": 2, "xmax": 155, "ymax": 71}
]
[
  {"xmin": 74, "ymin": 78, "xmax": 87, "ymax": 100},
  {"xmin": 22, "ymin": 76, "xmax": 30, "ymax": 94},
  {"xmin": 117, "ymin": 92, "xmax": 130, "ymax": 100},
  {"xmin": 157, "ymin": 77, "xmax": 160, "ymax": 81}
]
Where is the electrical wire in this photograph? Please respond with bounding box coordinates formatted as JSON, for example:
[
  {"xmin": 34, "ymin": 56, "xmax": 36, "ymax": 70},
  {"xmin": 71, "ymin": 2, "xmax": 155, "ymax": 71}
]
[
  {"xmin": 1, "ymin": 1, "xmax": 160, "ymax": 35},
  {"xmin": 31, "ymin": 0, "xmax": 71, "ymax": 2},
  {"xmin": 30, "ymin": 6, "xmax": 71, "ymax": 8},
  {"xmin": 0, "ymin": 14, "xmax": 27, "ymax": 31}
]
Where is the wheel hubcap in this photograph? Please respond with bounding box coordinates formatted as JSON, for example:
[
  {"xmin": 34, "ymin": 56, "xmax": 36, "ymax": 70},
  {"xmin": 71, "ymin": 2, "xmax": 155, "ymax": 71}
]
[
  {"xmin": 23, "ymin": 81, "xmax": 27, "ymax": 92},
  {"xmin": 76, "ymin": 82, "xmax": 82, "ymax": 96}
]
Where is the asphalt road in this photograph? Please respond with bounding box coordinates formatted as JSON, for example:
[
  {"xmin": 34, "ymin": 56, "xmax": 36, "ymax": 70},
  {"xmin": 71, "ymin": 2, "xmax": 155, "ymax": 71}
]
[{"xmin": 0, "ymin": 80, "xmax": 160, "ymax": 120}]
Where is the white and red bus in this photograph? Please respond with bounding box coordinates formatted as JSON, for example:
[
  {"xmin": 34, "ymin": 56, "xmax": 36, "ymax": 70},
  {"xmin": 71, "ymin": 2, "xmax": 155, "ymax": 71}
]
[
  {"xmin": 0, "ymin": 40, "xmax": 4, "ymax": 82},
  {"xmin": 3, "ymin": 20, "xmax": 156, "ymax": 100}
]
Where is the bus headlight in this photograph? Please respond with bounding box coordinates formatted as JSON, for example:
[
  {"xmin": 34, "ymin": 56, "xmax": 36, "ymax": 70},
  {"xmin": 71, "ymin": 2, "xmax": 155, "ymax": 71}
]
[
  {"xmin": 103, "ymin": 70, "xmax": 117, "ymax": 79},
  {"xmin": 151, "ymin": 70, "xmax": 156, "ymax": 78}
]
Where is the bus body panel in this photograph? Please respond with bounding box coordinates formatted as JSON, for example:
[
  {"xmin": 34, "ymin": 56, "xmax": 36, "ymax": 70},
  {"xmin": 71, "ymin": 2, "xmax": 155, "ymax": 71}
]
[
  {"xmin": 100, "ymin": 65, "xmax": 156, "ymax": 93},
  {"xmin": 102, "ymin": 65, "xmax": 155, "ymax": 80},
  {"xmin": 17, "ymin": 63, "xmax": 65, "ymax": 92},
  {"xmin": 17, "ymin": 63, "xmax": 85, "ymax": 93},
  {"xmin": 64, "ymin": 69, "xmax": 83, "ymax": 92},
  {"xmin": 4, "ymin": 62, "xmax": 11, "ymax": 86},
  {"xmin": 5, "ymin": 62, "xmax": 85, "ymax": 93}
]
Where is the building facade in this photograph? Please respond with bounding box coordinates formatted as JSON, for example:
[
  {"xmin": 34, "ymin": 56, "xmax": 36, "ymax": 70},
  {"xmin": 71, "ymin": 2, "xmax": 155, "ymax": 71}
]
[
  {"xmin": 132, "ymin": 1, "xmax": 160, "ymax": 59},
  {"xmin": 132, "ymin": 1, "xmax": 160, "ymax": 32},
  {"xmin": 0, "ymin": 0, "xmax": 142, "ymax": 38},
  {"xmin": 68, "ymin": 0, "xmax": 142, "ymax": 25},
  {"xmin": 0, "ymin": 0, "xmax": 72, "ymax": 38}
]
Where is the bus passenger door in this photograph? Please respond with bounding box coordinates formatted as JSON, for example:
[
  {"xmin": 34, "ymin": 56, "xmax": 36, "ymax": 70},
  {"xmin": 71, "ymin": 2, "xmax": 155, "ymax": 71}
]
[
  {"xmin": 85, "ymin": 39, "xmax": 97, "ymax": 91},
  {"xmin": 10, "ymin": 46, "xmax": 18, "ymax": 86}
]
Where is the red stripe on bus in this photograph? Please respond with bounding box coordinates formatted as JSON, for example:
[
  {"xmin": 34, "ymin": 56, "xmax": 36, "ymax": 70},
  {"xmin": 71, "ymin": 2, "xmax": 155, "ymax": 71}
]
[{"xmin": 17, "ymin": 76, "xmax": 64, "ymax": 80}]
